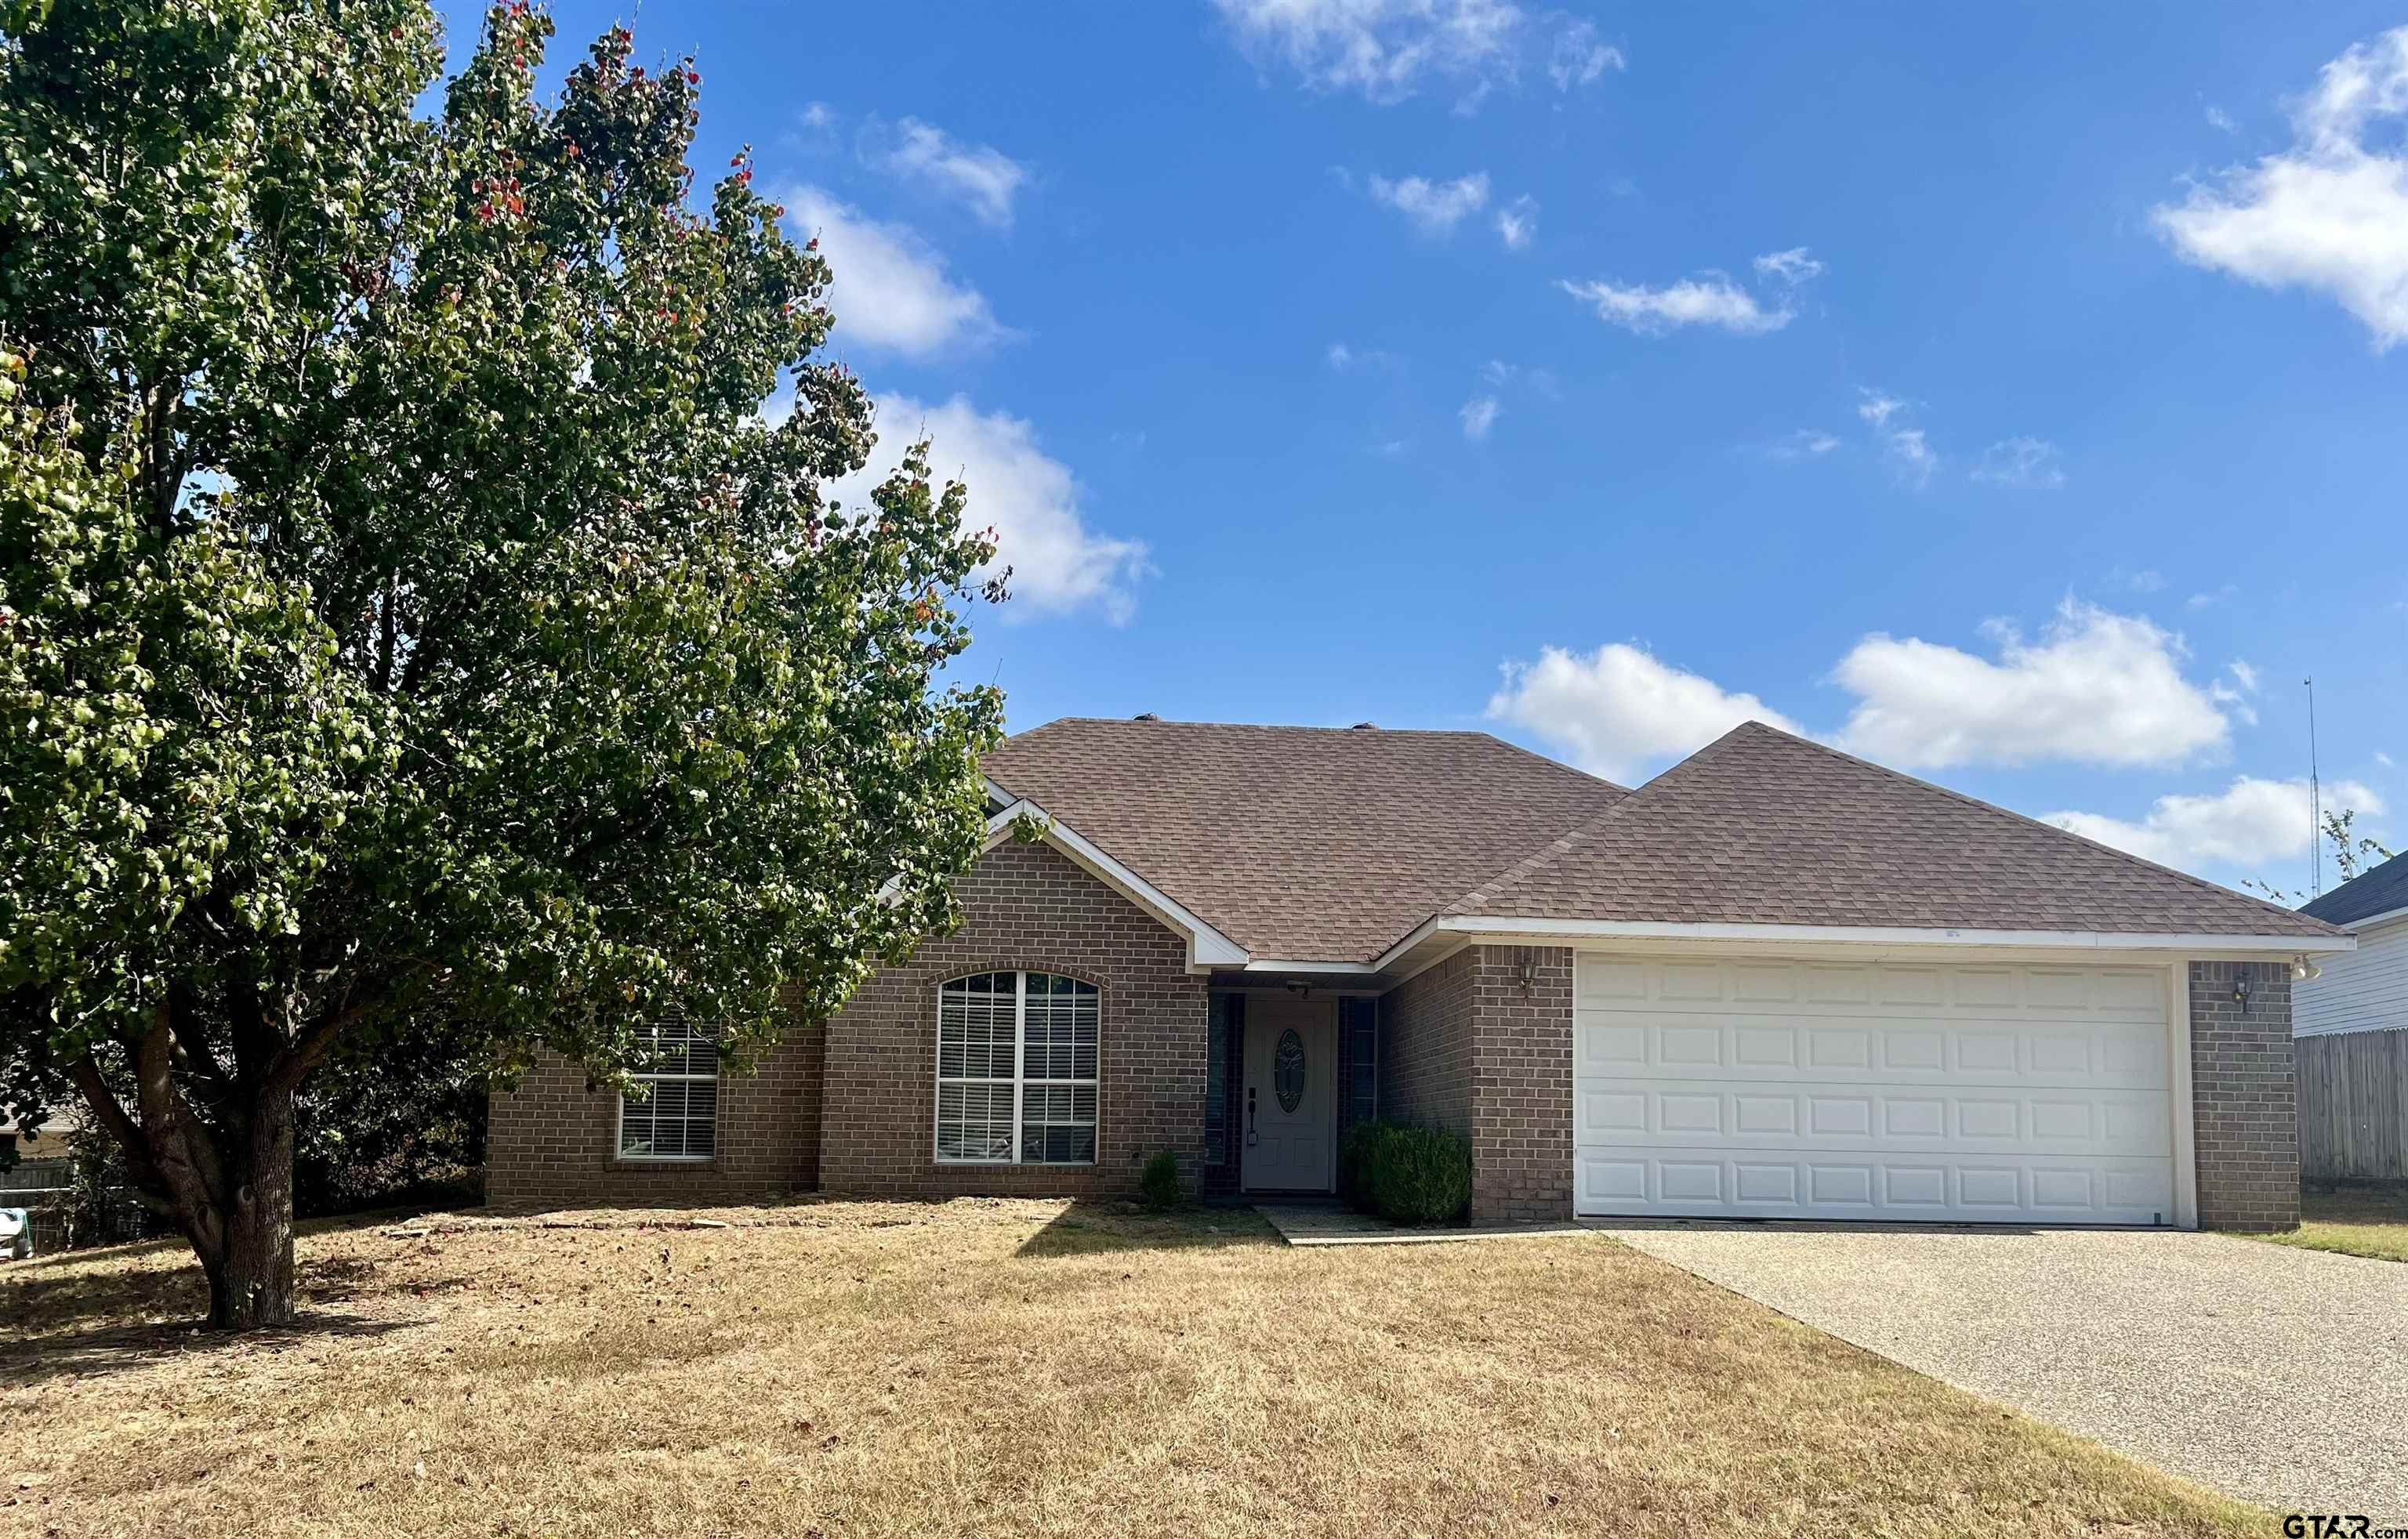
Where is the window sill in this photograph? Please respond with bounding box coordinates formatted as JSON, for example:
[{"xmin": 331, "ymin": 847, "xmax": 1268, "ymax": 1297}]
[
  {"xmin": 614, "ymin": 1154, "xmax": 718, "ymax": 1167},
  {"xmin": 932, "ymin": 1157, "xmax": 1100, "ymax": 1169}
]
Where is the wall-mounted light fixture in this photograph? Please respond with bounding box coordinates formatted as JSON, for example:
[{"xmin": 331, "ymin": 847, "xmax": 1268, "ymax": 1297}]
[
  {"xmin": 1517, "ymin": 951, "xmax": 1537, "ymax": 997},
  {"xmin": 2232, "ymin": 973, "xmax": 2251, "ymax": 1007},
  {"xmin": 1283, "ymin": 979, "xmax": 1311, "ymax": 998},
  {"xmin": 2291, "ymin": 956, "xmax": 2322, "ymax": 982}
]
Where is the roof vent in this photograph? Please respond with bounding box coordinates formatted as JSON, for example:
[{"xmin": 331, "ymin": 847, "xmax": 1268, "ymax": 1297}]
[
  {"xmin": 1133, "ymin": 712, "xmax": 1161, "ymax": 722},
  {"xmin": 1351, "ymin": 721, "xmax": 1377, "ymax": 730}
]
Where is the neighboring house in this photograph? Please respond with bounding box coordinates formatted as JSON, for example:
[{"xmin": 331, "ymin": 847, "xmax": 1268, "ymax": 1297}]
[
  {"xmin": 2296, "ymin": 851, "xmax": 2408, "ymax": 1038},
  {"xmin": 488, "ymin": 718, "xmax": 2350, "ymax": 1231},
  {"xmin": 2292, "ymin": 852, "xmax": 2408, "ymax": 1181},
  {"xmin": 0, "ymin": 1115, "xmax": 69, "ymax": 1165}
]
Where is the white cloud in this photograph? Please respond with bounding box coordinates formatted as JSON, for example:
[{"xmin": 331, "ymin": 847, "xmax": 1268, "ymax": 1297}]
[
  {"xmin": 1753, "ymin": 246, "xmax": 1825, "ymax": 284},
  {"xmin": 2207, "ymin": 661, "xmax": 2262, "ymax": 726},
  {"xmin": 782, "ymin": 187, "xmax": 1005, "ymax": 357},
  {"xmin": 1558, "ymin": 273, "xmax": 1790, "ymax": 335},
  {"xmin": 2114, "ymin": 567, "xmax": 2167, "ymax": 593},
  {"xmin": 2047, "ymin": 777, "xmax": 2384, "ymax": 871},
  {"xmin": 1761, "ymin": 429, "xmax": 1840, "ymax": 461},
  {"xmin": 2153, "ymin": 25, "xmax": 2408, "ymax": 348},
  {"xmin": 2204, "ymin": 103, "xmax": 2239, "ymax": 134},
  {"xmin": 830, "ymin": 395, "xmax": 1147, "ymax": 623},
  {"xmin": 1489, "ymin": 643, "xmax": 1803, "ymax": 782},
  {"xmin": 1857, "ymin": 388, "xmax": 1937, "ymax": 487},
  {"xmin": 862, "ymin": 117, "xmax": 1029, "ymax": 229},
  {"xmin": 1831, "ymin": 600, "xmax": 2233, "ymax": 770},
  {"xmin": 1548, "ymin": 19, "xmax": 1625, "ymax": 90},
  {"xmin": 2188, "ymin": 584, "xmax": 2238, "ymax": 610},
  {"xmin": 1210, "ymin": 0, "xmax": 1525, "ymax": 105},
  {"xmin": 1496, "ymin": 194, "xmax": 1539, "ymax": 250},
  {"xmin": 1327, "ymin": 341, "xmax": 1396, "ymax": 371},
  {"xmin": 1459, "ymin": 393, "xmax": 1501, "ymax": 439},
  {"xmin": 1212, "ymin": 0, "xmax": 1620, "ymax": 106},
  {"xmin": 801, "ymin": 101, "xmax": 839, "ymax": 130},
  {"xmin": 1368, "ymin": 171, "xmax": 1491, "ymax": 233},
  {"xmin": 2378, "ymin": 750, "xmax": 2397, "ymax": 768},
  {"xmin": 1970, "ymin": 436, "xmax": 2066, "ymax": 490}
]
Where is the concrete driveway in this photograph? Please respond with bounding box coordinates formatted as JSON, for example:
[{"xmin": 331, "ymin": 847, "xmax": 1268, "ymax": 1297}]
[{"xmin": 1597, "ymin": 1223, "xmax": 2408, "ymax": 1522}]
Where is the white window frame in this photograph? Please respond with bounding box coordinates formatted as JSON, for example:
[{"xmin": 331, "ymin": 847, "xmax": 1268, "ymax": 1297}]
[
  {"xmin": 615, "ymin": 1017, "xmax": 719, "ymax": 1163},
  {"xmin": 934, "ymin": 970, "xmax": 1100, "ymax": 1166}
]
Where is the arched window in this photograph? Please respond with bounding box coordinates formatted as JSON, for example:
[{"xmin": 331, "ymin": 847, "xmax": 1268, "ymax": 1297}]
[{"xmin": 936, "ymin": 972, "xmax": 1099, "ymax": 1164}]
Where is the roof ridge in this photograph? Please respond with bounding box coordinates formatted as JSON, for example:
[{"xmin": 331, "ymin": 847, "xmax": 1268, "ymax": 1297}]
[
  {"xmin": 1440, "ymin": 720, "xmax": 1760, "ymax": 917},
  {"xmin": 1732, "ymin": 722, "xmax": 2344, "ymax": 936},
  {"xmin": 1023, "ymin": 715, "xmax": 1552, "ymax": 740}
]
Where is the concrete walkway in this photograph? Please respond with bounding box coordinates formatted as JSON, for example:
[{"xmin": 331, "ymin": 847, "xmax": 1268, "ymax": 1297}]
[
  {"xmin": 1255, "ymin": 1201, "xmax": 1593, "ymax": 1246},
  {"xmin": 1597, "ymin": 1222, "xmax": 2408, "ymax": 1522}
]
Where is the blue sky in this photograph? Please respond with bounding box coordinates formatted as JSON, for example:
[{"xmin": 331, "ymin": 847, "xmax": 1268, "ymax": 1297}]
[{"xmin": 441, "ymin": 2, "xmax": 2408, "ymax": 900}]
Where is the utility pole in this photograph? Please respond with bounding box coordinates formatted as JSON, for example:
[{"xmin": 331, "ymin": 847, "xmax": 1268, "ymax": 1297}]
[{"xmin": 2307, "ymin": 675, "xmax": 2323, "ymax": 897}]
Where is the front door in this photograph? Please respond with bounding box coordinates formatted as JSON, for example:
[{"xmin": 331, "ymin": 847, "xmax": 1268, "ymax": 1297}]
[{"xmin": 1242, "ymin": 994, "xmax": 1336, "ymax": 1192}]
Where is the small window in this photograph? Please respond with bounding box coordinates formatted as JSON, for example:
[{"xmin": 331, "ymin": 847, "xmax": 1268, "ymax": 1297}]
[
  {"xmin": 937, "ymin": 972, "xmax": 1098, "ymax": 1164},
  {"xmin": 618, "ymin": 1017, "xmax": 718, "ymax": 1161}
]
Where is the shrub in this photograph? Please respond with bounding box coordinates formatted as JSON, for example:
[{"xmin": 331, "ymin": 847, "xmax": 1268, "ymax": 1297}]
[
  {"xmin": 1138, "ymin": 1150, "xmax": 1182, "ymax": 1212},
  {"xmin": 1342, "ymin": 1121, "xmax": 1472, "ymax": 1226}
]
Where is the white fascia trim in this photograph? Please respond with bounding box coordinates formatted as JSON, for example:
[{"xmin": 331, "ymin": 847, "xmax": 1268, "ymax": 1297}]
[
  {"xmin": 983, "ymin": 798, "xmax": 1249, "ymax": 969},
  {"xmin": 1371, "ymin": 914, "xmax": 2355, "ymax": 970},
  {"xmin": 1237, "ymin": 959, "xmax": 1384, "ymax": 975}
]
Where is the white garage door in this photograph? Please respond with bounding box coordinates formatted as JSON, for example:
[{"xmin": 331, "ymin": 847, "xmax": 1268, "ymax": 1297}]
[{"xmin": 1573, "ymin": 955, "xmax": 2177, "ymax": 1224}]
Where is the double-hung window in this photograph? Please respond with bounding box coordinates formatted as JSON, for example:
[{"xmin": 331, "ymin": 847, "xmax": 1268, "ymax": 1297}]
[
  {"xmin": 618, "ymin": 1016, "xmax": 718, "ymax": 1161},
  {"xmin": 936, "ymin": 972, "xmax": 1098, "ymax": 1164}
]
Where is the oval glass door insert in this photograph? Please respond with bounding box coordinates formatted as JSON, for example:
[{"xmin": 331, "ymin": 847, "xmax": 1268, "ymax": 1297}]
[{"xmin": 1275, "ymin": 1028, "xmax": 1307, "ymax": 1113}]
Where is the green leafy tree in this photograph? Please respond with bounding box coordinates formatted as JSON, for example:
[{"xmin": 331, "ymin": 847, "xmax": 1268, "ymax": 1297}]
[{"xmin": 0, "ymin": 0, "xmax": 1003, "ymax": 1327}]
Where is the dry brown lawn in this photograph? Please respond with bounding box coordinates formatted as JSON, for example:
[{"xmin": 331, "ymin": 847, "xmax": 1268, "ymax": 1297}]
[
  {"xmin": 2254, "ymin": 1180, "xmax": 2408, "ymax": 1262},
  {"xmin": 2, "ymin": 1199, "xmax": 2265, "ymax": 1537}
]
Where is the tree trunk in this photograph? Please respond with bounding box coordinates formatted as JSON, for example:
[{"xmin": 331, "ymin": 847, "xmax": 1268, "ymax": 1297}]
[{"xmin": 198, "ymin": 1088, "xmax": 299, "ymax": 1329}]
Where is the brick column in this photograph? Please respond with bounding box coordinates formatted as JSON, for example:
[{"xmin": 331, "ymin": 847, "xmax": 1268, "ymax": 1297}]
[
  {"xmin": 2189, "ymin": 960, "xmax": 2299, "ymax": 1232},
  {"xmin": 1468, "ymin": 944, "xmax": 1575, "ymax": 1224}
]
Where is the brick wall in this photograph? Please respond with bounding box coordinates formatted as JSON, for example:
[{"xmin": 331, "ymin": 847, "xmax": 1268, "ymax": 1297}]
[
  {"xmin": 818, "ymin": 838, "xmax": 1209, "ymax": 1200},
  {"xmin": 1467, "ymin": 944, "xmax": 1575, "ymax": 1224},
  {"xmin": 486, "ymin": 994, "xmax": 825, "ymax": 1209},
  {"xmin": 2190, "ymin": 959, "xmax": 2300, "ymax": 1231},
  {"xmin": 1373, "ymin": 943, "xmax": 1576, "ymax": 1224},
  {"xmin": 1376, "ymin": 947, "xmax": 1475, "ymax": 1138},
  {"xmin": 488, "ymin": 838, "xmax": 1209, "ymax": 1208}
]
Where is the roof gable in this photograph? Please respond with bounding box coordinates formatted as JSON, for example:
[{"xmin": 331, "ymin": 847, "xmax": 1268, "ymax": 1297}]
[
  {"xmin": 1446, "ymin": 722, "xmax": 2341, "ymax": 941},
  {"xmin": 984, "ymin": 718, "xmax": 1627, "ymax": 963}
]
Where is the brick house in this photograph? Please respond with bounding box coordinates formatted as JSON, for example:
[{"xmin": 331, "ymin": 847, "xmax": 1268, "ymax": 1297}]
[{"xmin": 488, "ymin": 717, "xmax": 2348, "ymax": 1230}]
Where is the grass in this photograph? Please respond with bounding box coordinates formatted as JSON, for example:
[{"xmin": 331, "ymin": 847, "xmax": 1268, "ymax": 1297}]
[
  {"xmin": 2254, "ymin": 1181, "xmax": 2408, "ymax": 1262},
  {"xmin": 1, "ymin": 1198, "xmax": 2265, "ymax": 1538}
]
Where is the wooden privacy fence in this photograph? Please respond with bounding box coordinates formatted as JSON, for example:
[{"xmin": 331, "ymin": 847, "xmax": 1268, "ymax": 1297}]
[{"xmin": 2298, "ymin": 1028, "xmax": 2408, "ymax": 1181}]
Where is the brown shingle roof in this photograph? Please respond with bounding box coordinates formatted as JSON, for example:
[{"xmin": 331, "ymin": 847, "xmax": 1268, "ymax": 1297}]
[
  {"xmin": 984, "ymin": 719, "xmax": 1629, "ymax": 962},
  {"xmin": 1449, "ymin": 722, "xmax": 2342, "ymax": 940}
]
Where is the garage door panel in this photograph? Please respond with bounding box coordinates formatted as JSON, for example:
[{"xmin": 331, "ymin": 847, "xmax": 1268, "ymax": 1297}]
[
  {"xmin": 1576, "ymin": 1147, "xmax": 2175, "ymax": 1222},
  {"xmin": 1576, "ymin": 1013, "xmax": 2167, "ymax": 1089},
  {"xmin": 1574, "ymin": 1077, "xmax": 2169, "ymax": 1154},
  {"xmin": 1573, "ymin": 954, "xmax": 2178, "ymax": 1225},
  {"xmin": 1576, "ymin": 957, "xmax": 2168, "ymax": 1024}
]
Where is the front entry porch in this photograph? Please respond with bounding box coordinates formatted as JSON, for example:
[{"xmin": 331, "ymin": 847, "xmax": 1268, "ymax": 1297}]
[{"xmin": 1205, "ymin": 989, "xmax": 1377, "ymax": 1197}]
